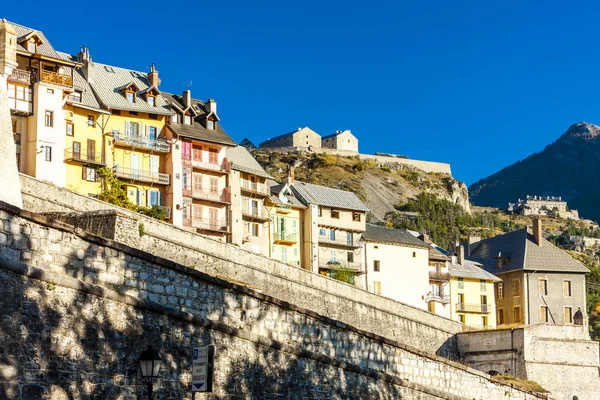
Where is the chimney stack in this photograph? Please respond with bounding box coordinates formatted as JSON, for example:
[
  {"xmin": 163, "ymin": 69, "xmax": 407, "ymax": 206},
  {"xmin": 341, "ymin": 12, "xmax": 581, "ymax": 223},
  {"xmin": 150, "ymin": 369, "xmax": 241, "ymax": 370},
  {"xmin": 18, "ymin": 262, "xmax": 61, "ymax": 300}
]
[
  {"xmin": 206, "ymin": 98, "xmax": 217, "ymax": 115},
  {"xmin": 77, "ymin": 46, "xmax": 92, "ymax": 80},
  {"xmin": 283, "ymin": 167, "xmax": 295, "ymax": 184},
  {"xmin": 0, "ymin": 19, "xmax": 18, "ymax": 77},
  {"xmin": 457, "ymin": 245, "xmax": 465, "ymax": 265},
  {"xmin": 533, "ymin": 218, "xmax": 542, "ymax": 246},
  {"xmin": 419, "ymin": 232, "xmax": 431, "ymax": 244},
  {"xmin": 183, "ymin": 90, "xmax": 191, "ymax": 107},
  {"xmin": 147, "ymin": 63, "xmax": 159, "ymax": 87}
]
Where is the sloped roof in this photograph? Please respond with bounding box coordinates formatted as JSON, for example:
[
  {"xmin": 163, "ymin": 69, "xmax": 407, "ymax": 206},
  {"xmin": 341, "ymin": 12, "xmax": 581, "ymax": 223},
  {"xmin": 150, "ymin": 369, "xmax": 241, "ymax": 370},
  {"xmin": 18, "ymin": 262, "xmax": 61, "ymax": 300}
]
[
  {"xmin": 470, "ymin": 228, "xmax": 588, "ymax": 274},
  {"xmin": 54, "ymin": 51, "xmax": 104, "ymax": 112},
  {"xmin": 322, "ymin": 129, "xmax": 357, "ymax": 140},
  {"xmin": 449, "ymin": 260, "xmax": 502, "ymax": 282},
  {"xmin": 259, "ymin": 127, "xmax": 320, "ymax": 147},
  {"xmin": 9, "ymin": 21, "xmax": 62, "ymax": 60},
  {"xmin": 226, "ymin": 146, "xmax": 273, "ymax": 179},
  {"xmin": 290, "ymin": 181, "xmax": 369, "ymax": 212},
  {"xmin": 87, "ymin": 62, "xmax": 172, "ymax": 115},
  {"xmin": 267, "ymin": 180, "xmax": 306, "ymax": 208},
  {"xmin": 162, "ymin": 92, "xmax": 236, "ymax": 146},
  {"xmin": 361, "ymin": 224, "xmax": 429, "ymax": 249}
]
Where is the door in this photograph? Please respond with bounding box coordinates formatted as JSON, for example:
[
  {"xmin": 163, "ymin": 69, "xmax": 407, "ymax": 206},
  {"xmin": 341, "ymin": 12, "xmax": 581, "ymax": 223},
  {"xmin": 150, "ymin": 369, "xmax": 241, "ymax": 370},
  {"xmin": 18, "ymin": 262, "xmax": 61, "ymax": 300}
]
[
  {"xmin": 130, "ymin": 153, "xmax": 139, "ymax": 178},
  {"xmin": 150, "ymin": 155, "xmax": 159, "ymax": 180},
  {"xmin": 73, "ymin": 142, "xmax": 81, "ymax": 160},
  {"xmin": 209, "ymin": 208, "xmax": 218, "ymax": 230},
  {"xmin": 87, "ymin": 139, "xmax": 95, "ymax": 161}
]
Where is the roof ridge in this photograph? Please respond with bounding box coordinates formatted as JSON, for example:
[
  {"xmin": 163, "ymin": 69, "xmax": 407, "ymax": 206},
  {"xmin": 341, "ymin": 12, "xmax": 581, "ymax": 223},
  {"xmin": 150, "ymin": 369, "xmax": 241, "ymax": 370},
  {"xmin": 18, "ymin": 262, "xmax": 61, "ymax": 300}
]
[{"xmin": 92, "ymin": 61, "xmax": 148, "ymax": 77}]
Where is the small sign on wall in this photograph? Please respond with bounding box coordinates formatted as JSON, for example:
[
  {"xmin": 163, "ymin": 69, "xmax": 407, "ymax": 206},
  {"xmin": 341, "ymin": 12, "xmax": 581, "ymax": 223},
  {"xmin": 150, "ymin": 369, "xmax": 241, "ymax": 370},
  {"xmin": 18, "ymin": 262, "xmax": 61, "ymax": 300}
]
[{"xmin": 192, "ymin": 345, "xmax": 215, "ymax": 393}]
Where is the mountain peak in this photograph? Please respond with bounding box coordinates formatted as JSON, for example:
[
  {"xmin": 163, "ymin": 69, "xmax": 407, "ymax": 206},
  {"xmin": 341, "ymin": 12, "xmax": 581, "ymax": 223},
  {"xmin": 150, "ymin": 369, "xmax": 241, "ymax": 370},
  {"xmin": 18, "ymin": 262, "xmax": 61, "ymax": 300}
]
[{"xmin": 563, "ymin": 122, "xmax": 600, "ymax": 140}]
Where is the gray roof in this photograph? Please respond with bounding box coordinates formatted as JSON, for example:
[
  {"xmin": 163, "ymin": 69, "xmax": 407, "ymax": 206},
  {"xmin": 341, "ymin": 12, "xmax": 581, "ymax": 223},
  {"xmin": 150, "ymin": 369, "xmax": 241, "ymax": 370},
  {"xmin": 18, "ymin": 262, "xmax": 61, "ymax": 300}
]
[
  {"xmin": 449, "ymin": 260, "xmax": 502, "ymax": 282},
  {"xmin": 9, "ymin": 21, "xmax": 63, "ymax": 60},
  {"xmin": 268, "ymin": 181, "xmax": 306, "ymax": 208},
  {"xmin": 290, "ymin": 181, "xmax": 369, "ymax": 212},
  {"xmin": 361, "ymin": 224, "xmax": 429, "ymax": 249},
  {"xmin": 226, "ymin": 146, "xmax": 273, "ymax": 179},
  {"xmin": 259, "ymin": 127, "xmax": 320, "ymax": 147},
  {"xmin": 59, "ymin": 54, "xmax": 104, "ymax": 112},
  {"xmin": 87, "ymin": 62, "xmax": 172, "ymax": 115},
  {"xmin": 470, "ymin": 228, "xmax": 589, "ymax": 274},
  {"xmin": 162, "ymin": 92, "xmax": 236, "ymax": 146}
]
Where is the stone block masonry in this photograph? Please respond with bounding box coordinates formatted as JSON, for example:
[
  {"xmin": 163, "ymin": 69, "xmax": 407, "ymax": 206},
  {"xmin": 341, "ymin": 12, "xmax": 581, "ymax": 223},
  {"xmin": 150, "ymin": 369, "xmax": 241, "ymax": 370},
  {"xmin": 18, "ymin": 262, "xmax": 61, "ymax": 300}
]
[{"xmin": 0, "ymin": 201, "xmax": 548, "ymax": 399}]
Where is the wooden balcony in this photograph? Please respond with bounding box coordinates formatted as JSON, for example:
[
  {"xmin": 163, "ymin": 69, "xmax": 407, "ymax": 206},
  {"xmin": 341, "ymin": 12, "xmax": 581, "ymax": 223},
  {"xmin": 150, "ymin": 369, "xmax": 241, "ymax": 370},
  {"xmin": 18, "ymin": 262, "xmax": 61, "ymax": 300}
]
[
  {"xmin": 456, "ymin": 303, "xmax": 490, "ymax": 314},
  {"xmin": 113, "ymin": 132, "xmax": 171, "ymax": 153},
  {"xmin": 8, "ymin": 69, "xmax": 31, "ymax": 84},
  {"xmin": 113, "ymin": 166, "xmax": 170, "ymax": 185},
  {"xmin": 40, "ymin": 70, "xmax": 72, "ymax": 87},
  {"xmin": 240, "ymin": 180, "xmax": 269, "ymax": 197},
  {"xmin": 191, "ymin": 187, "xmax": 230, "ymax": 204},
  {"xmin": 273, "ymin": 232, "xmax": 298, "ymax": 245},
  {"xmin": 64, "ymin": 148, "xmax": 106, "ymax": 166},
  {"xmin": 429, "ymin": 270, "xmax": 450, "ymax": 282}
]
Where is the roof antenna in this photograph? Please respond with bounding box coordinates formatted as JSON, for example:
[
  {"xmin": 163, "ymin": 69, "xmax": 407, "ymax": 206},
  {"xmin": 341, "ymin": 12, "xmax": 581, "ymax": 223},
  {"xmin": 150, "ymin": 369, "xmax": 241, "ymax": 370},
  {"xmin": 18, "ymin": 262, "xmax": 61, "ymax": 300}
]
[{"xmin": 183, "ymin": 80, "xmax": 193, "ymax": 89}]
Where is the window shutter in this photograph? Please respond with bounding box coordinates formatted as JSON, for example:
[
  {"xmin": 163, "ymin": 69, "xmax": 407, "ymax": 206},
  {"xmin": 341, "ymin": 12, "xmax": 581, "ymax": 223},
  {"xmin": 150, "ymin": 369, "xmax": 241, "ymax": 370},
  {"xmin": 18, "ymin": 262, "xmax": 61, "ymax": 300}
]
[
  {"xmin": 82, "ymin": 166, "xmax": 87, "ymax": 180},
  {"xmin": 158, "ymin": 191, "xmax": 162, "ymax": 206},
  {"xmin": 125, "ymin": 121, "xmax": 130, "ymax": 136}
]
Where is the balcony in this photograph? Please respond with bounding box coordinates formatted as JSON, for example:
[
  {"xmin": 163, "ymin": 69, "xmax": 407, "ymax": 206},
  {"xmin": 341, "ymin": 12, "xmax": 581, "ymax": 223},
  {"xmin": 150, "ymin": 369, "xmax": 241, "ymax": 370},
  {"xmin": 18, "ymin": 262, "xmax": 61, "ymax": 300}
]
[
  {"xmin": 319, "ymin": 260, "xmax": 363, "ymax": 272},
  {"xmin": 40, "ymin": 70, "xmax": 72, "ymax": 87},
  {"xmin": 429, "ymin": 270, "xmax": 450, "ymax": 282},
  {"xmin": 191, "ymin": 187, "xmax": 230, "ymax": 204},
  {"xmin": 64, "ymin": 148, "xmax": 106, "ymax": 166},
  {"xmin": 183, "ymin": 217, "xmax": 228, "ymax": 233},
  {"xmin": 318, "ymin": 236, "xmax": 361, "ymax": 249},
  {"xmin": 456, "ymin": 303, "xmax": 490, "ymax": 314},
  {"xmin": 426, "ymin": 294, "xmax": 450, "ymax": 304},
  {"xmin": 273, "ymin": 231, "xmax": 298, "ymax": 245},
  {"xmin": 242, "ymin": 205, "xmax": 268, "ymax": 221},
  {"xmin": 8, "ymin": 96, "xmax": 32, "ymax": 114},
  {"xmin": 113, "ymin": 132, "xmax": 171, "ymax": 153},
  {"xmin": 113, "ymin": 165, "xmax": 170, "ymax": 185},
  {"xmin": 240, "ymin": 180, "xmax": 269, "ymax": 196},
  {"xmin": 8, "ymin": 69, "xmax": 31, "ymax": 84},
  {"xmin": 183, "ymin": 157, "xmax": 230, "ymax": 174}
]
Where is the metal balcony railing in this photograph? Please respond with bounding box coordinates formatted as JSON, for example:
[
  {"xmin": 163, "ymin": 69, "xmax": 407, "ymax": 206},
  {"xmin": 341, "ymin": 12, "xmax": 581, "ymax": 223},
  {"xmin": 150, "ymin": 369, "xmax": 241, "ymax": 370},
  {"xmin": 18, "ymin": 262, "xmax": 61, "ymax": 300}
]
[
  {"xmin": 191, "ymin": 187, "xmax": 230, "ymax": 203},
  {"xmin": 319, "ymin": 261, "xmax": 363, "ymax": 272},
  {"xmin": 242, "ymin": 206, "xmax": 267, "ymax": 219},
  {"xmin": 183, "ymin": 157, "xmax": 229, "ymax": 173},
  {"xmin": 318, "ymin": 235, "xmax": 361, "ymax": 248},
  {"xmin": 425, "ymin": 294, "xmax": 450, "ymax": 304},
  {"xmin": 64, "ymin": 148, "xmax": 106, "ymax": 166},
  {"xmin": 240, "ymin": 180, "xmax": 269, "ymax": 195},
  {"xmin": 112, "ymin": 131, "xmax": 171, "ymax": 153},
  {"xmin": 272, "ymin": 232, "xmax": 298, "ymax": 244},
  {"xmin": 8, "ymin": 69, "xmax": 31, "ymax": 84},
  {"xmin": 429, "ymin": 270, "xmax": 451, "ymax": 282},
  {"xmin": 40, "ymin": 70, "xmax": 72, "ymax": 87},
  {"xmin": 455, "ymin": 303, "xmax": 490, "ymax": 313},
  {"xmin": 184, "ymin": 217, "xmax": 228, "ymax": 232},
  {"xmin": 113, "ymin": 165, "xmax": 170, "ymax": 185}
]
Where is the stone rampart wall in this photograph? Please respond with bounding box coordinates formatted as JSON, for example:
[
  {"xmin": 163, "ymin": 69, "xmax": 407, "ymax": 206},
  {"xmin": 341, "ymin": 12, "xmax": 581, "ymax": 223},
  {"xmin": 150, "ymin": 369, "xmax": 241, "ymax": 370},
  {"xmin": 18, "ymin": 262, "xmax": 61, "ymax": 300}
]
[
  {"xmin": 0, "ymin": 202, "xmax": 547, "ymax": 399},
  {"xmin": 359, "ymin": 154, "xmax": 452, "ymax": 174}
]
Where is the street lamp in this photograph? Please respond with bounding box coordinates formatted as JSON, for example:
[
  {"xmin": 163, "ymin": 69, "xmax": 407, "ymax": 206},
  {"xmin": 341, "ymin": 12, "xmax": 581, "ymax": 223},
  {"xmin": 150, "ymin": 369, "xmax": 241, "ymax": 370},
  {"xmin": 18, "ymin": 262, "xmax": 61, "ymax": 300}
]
[{"xmin": 138, "ymin": 345, "xmax": 161, "ymax": 399}]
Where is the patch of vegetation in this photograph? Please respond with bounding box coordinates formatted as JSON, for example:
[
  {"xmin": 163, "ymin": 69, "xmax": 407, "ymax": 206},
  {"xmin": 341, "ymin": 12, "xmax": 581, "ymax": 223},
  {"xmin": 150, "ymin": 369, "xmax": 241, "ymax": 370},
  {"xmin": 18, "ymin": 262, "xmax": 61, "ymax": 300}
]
[
  {"xmin": 493, "ymin": 375, "xmax": 549, "ymax": 393},
  {"xmin": 324, "ymin": 266, "xmax": 356, "ymax": 285}
]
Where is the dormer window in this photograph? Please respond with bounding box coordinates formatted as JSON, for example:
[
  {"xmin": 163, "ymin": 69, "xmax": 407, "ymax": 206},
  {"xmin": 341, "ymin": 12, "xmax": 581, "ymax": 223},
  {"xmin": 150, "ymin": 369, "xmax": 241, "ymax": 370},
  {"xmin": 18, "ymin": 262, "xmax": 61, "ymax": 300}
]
[
  {"xmin": 27, "ymin": 42, "xmax": 36, "ymax": 53},
  {"xmin": 147, "ymin": 95, "xmax": 155, "ymax": 107},
  {"xmin": 127, "ymin": 91, "xmax": 135, "ymax": 103},
  {"xmin": 184, "ymin": 115, "xmax": 191, "ymax": 125},
  {"xmin": 207, "ymin": 120, "xmax": 215, "ymax": 130},
  {"xmin": 171, "ymin": 114, "xmax": 179, "ymax": 124}
]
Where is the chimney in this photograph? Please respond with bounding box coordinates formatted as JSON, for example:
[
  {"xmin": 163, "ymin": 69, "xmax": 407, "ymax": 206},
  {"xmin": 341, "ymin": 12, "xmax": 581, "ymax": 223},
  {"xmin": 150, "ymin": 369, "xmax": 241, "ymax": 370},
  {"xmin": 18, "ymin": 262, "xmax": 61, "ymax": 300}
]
[
  {"xmin": 467, "ymin": 235, "xmax": 481, "ymax": 256},
  {"xmin": 206, "ymin": 98, "xmax": 217, "ymax": 115},
  {"xmin": 533, "ymin": 217, "xmax": 542, "ymax": 246},
  {"xmin": 419, "ymin": 232, "xmax": 431, "ymax": 244},
  {"xmin": 457, "ymin": 245, "xmax": 465, "ymax": 265},
  {"xmin": 0, "ymin": 19, "xmax": 18, "ymax": 77},
  {"xmin": 77, "ymin": 46, "xmax": 92, "ymax": 80},
  {"xmin": 183, "ymin": 90, "xmax": 191, "ymax": 107},
  {"xmin": 283, "ymin": 167, "xmax": 295, "ymax": 185},
  {"xmin": 147, "ymin": 63, "xmax": 159, "ymax": 87}
]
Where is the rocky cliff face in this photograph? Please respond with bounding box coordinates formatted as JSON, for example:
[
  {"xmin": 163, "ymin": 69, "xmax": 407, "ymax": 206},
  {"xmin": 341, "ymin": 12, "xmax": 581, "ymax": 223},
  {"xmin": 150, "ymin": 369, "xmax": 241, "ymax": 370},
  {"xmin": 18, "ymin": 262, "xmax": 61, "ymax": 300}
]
[
  {"xmin": 253, "ymin": 150, "xmax": 470, "ymax": 221},
  {"xmin": 469, "ymin": 122, "xmax": 600, "ymax": 221}
]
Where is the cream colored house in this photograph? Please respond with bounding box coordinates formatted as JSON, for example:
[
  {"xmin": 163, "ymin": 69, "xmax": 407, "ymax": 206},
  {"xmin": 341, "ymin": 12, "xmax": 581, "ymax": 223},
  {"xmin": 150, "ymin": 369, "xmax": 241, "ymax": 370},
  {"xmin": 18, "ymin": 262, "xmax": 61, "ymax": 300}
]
[
  {"xmin": 259, "ymin": 127, "xmax": 321, "ymax": 149},
  {"xmin": 361, "ymin": 224, "xmax": 430, "ymax": 309},
  {"xmin": 321, "ymin": 129, "xmax": 359, "ymax": 153},
  {"xmin": 285, "ymin": 170, "xmax": 368, "ymax": 285},
  {"xmin": 227, "ymin": 146, "xmax": 273, "ymax": 255}
]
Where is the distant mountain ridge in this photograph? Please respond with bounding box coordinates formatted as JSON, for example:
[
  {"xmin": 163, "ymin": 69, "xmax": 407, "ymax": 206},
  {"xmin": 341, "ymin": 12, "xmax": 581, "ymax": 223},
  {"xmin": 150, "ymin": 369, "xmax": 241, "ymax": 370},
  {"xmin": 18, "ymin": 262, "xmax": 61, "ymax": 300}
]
[{"xmin": 469, "ymin": 122, "xmax": 600, "ymax": 222}]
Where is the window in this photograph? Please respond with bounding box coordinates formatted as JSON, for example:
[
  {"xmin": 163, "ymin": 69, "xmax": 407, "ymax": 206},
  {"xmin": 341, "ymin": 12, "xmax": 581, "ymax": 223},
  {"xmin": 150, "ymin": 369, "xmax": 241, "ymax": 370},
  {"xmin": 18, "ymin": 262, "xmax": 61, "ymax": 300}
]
[
  {"xmin": 83, "ymin": 167, "xmax": 97, "ymax": 182},
  {"xmin": 352, "ymin": 212, "xmax": 361, "ymax": 222},
  {"xmin": 538, "ymin": 279, "xmax": 548, "ymax": 296},
  {"xmin": 318, "ymin": 206, "xmax": 322, "ymax": 217},
  {"xmin": 331, "ymin": 209, "xmax": 340, "ymax": 219},
  {"xmin": 482, "ymin": 316, "xmax": 488, "ymax": 327},
  {"xmin": 147, "ymin": 96, "xmax": 155, "ymax": 107},
  {"xmin": 251, "ymin": 223, "xmax": 259, "ymax": 237},
  {"xmin": 413, "ymin": 251, "xmax": 416, "ymax": 258},
  {"xmin": 192, "ymin": 204, "xmax": 203, "ymax": 221},
  {"xmin": 373, "ymin": 281, "xmax": 381, "ymax": 295},
  {"xmin": 148, "ymin": 126, "xmax": 157, "ymax": 140},
  {"xmin": 182, "ymin": 198, "xmax": 192, "ymax": 220},
  {"xmin": 480, "ymin": 279, "xmax": 487, "ymax": 291},
  {"xmin": 112, "ymin": 110, "xmax": 121, "ymax": 116},
  {"xmin": 44, "ymin": 110, "xmax": 53, "ymax": 127},
  {"xmin": 563, "ymin": 280, "xmax": 572, "ymax": 297},
  {"xmin": 347, "ymin": 232, "xmax": 353, "ymax": 245},
  {"xmin": 192, "ymin": 145, "xmax": 202, "ymax": 161},
  {"xmin": 319, "ymin": 228, "xmax": 326, "ymax": 237},
  {"xmin": 126, "ymin": 121, "xmax": 139, "ymax": 137},
  {"xmin": 347, "ymin": 252, "xmax": 354, "ymax": 263},
  {"xmin": 87, "ymin": 115, "xmax": 95, "ymax": 127},
  {"xmin": 147, "ymin": 190, "xmax": 161, "ymax": 207},
  {"xmin": 44, "ymin": 146, "xmax": 52, "ymax": 161},
  {"xmin": 497, "ymin": 309, "xmax": 505, "ymax": 325},
  {"xmin": 209, "ymin": 148, "xmax": 218, "ymax": 164},
  {"xmin": 68, "ymin": 91, "xmax": 82, "ymax": 102},
  {"xmin": 149, "ymin": 113, "xmax": 158, "ymax": 120},
  {"xmin": 459, "ymin": 314, "xmax": 466, "ymax": 325},
  {"xmin": 27, "ymin": 42, "xmax": 36, "ymax": 53},
  {"xmin": 513, "ymin": 306, "xmax": 521, "ymax": 323},
  {"xmin": 564, "ymin": 307, "xmax": 573, "ymax": 324},
  {"xmin": 458, "ymin": 277, "xmax": 464, "ymax": 289},
  {"xmin": 207, "ymin": 120, "xmax": 215, "ymax": 130},
  {"xmin": 192, "ymin": 174, "xmax": 202, "ymax": 191},
  {"xmin": 374, "ymin": 260, "xmax": 380, "ymax": 272},
  {"xmin": 329, "ymin": 230, "xmax": 335, "ymax": 241},
  {"xmin": 540, "ymin": 306, "xmax": 549, "ymax": 323},
  {"xmin": 47, "ymin": 88, "xmax": 54, "ymax": 94},
  {"xmin": 171, "ymin": 114, "xmax": 179, "ymax": 124},
  {"xmin": 66, "ymin": 122, "xmax": 74, "ymax": 136},
  {"xmin": 127, "ymin": 91, "xmax": 135, "ymax": 103},
  {"xmin": 497, "ymin": 282, "xmax": 503, "ymax": 299},
  {"xmin": 184, "ymin": 115, "xmax": 191, "ymax": 125},
  {"xmin": 330, "ymin": 250, "xmax": 337, "ymax": 262},
  {"xmin": 428, "ymin": 301, "xmax": 436, "ymax": 313},
  {"xmin": 209, "ymin": 177, "xmax": 218, "ymax": 195},
  {"xmin": 458, "ymin": 293, "xmax": 465, "ymax": 305},
  {"xmin": 129, "ymin": 111, "xmax": 138, "ymax": 116},
  {"xmin": 513, "ymin": 279, "xmax": 521, "ymax": 297}
]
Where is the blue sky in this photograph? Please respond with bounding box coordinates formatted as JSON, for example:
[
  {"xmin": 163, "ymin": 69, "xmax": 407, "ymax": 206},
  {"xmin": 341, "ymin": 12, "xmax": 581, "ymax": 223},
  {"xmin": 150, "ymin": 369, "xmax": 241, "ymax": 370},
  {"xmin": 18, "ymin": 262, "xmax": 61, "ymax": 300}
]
[{"xmin": 5, "ymin": 1, "xmax": 600, "ymax": 185}]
